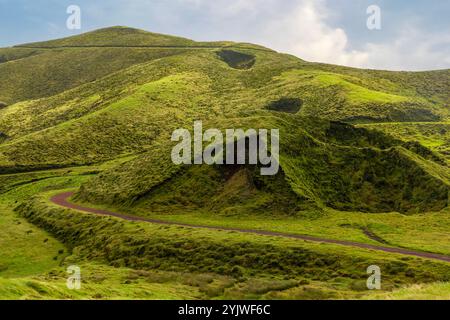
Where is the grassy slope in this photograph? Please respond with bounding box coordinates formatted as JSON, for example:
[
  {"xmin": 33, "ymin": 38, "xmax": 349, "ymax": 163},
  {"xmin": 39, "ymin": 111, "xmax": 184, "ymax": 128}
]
[
  {"xmin": 0, "ymin": 264, "xmax": 202, "ymax": 300},
  {"xmin": 0, "ymin": 175, "xmax": 204, "ymax": 300},
  {"xmin": 366, "ymin": 282, "xmax": 450, "ymax": 300},
  {"xmin": 359, "ymin": 122, "xmax": 450, "ymax": 161},
  {"xmin": 0, "ymin": 45, "xmax": 448, "ymax": 212},
  {"xmin": 0, "ymin": 171, "xmax": 93, "ymax": 278},
  {"xmin": 1, "ymin": 53, "xmax": 447, "ymax": 168},
  {"xmin": 0, "ymin": 26, "xmax": 270, "ymax": 105},
  {"xmin": 1, "ymin": 169, "xmax": 449, "ymax": 299},
  {"xmin": 0, "ymin": 202, "xmax": 65, "ymax": 278},
  {"xmin": 1, "ymin": 27, "xmax": 450, "ymax": 299},
  {"xmin": 309, "ymin": 62, "xmax": 450, "ymax": 107},
  {"xmin": 0, "ymin": 48, "xmax": 298, "ymax": 167},
  {"xmin": 75, "ymin": 114, "xmax": 449, "ymax": 214},
  {"xmin": 16, "ymin": 26, "xmax": 198, "ymax": 48},
  {"xmin": 17, "ymin": 190, "xmax": 450, "ymax": 294}
]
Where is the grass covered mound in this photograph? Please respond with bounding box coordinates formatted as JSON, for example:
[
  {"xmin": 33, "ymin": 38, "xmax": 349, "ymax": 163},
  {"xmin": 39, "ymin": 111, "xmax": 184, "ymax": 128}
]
[
  {"xmin": 76, "ymin": 114, "xmax": 449, "ymax": 214},
  {"xmin": 270, "ymin": 70, "xmax": 444, "ymax": 123},
  {"xmin": 134, "ymin": 164, "xmax": 307, "ymax": 216}
]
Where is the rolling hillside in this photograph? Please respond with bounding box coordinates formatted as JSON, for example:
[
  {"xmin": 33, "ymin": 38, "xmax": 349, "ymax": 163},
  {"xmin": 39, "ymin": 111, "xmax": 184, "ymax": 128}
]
[
  {"xmin": 1, "ymin": 26, "xmax": 449, "ymax": 300},
  {"xmin": 0, "ymin": 27, "xmax": 448, "ymax": 212}
]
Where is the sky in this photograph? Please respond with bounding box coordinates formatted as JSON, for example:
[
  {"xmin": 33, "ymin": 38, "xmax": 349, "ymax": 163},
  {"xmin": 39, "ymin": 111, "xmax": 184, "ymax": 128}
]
[{"xmin": 1, "ymin": 0, "xmax": 449, "ymax": 71}]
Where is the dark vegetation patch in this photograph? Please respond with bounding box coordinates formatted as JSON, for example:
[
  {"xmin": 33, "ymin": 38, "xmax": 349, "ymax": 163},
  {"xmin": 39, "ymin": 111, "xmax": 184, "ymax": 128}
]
[
  {"xmin": 388, "ymin": 107, "xmax": 441, "ymax": 122},
  {"xmin": 266, "ymin": 98, "xmax": 303, "ymax": 114},
  {"xmin": 343, "ymin": 106, "xmax": 441, "ymax": 123},
  {"xmin": 326, "ymin": 121, "xmax": 397, "ymax": 149},
  {"xmin": 402, "ymin": 141, "xmax": 447, "ymax": 165},
  {"xmin": 0, "ymin": 132, "xmax": 8, "ymax": 144},
  {"xmin": 0, "ymin": 101, "xmax": 7, "ymax": 109},
  {"xmin": 362, "ymin": 227, "xmax": 390, "ymax": 245},
  {"xmin": 133, "ymin": 134, "xmax": 310, "ymax": 215},
  {"xmin": 217, "ymin": 50, "xmax": 256, "ymax": 69},
  {"xmin": 312, "ymin": 146, "xmax": 448, "ymax": 213},
  {"xmin": 0, "ymin": 163, "xmax": 78, "ymax": 175},
  {"xmin": 326, "ymin": 122, "xmax": 446, "ymax": 165},
  {"xmin": 280, "ymin": 118, "xmax": 449, "ymax": 214}
]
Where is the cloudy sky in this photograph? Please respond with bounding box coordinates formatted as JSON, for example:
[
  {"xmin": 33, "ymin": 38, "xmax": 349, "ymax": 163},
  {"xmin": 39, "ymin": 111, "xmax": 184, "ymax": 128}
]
[{"xmin": 1, "ymin": 0, "xmax": 449, "ymax": 71}]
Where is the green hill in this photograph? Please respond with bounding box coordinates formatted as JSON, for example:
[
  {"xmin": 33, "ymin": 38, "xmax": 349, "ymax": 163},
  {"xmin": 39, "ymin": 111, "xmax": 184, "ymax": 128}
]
[
  {"xmin": 0, "ymin": 28, "xmax": 448, "ymax": 213},
  {"xmin": 0, "ymin": 26, "xmax": 269, "ymax": 105},
  {"xmin": 15, "ymin": 26, "xmax": 198, "ymax": 48},
  {"xmin": 1, "ymin": 27, "xmax": 450, "ymax": 299}
]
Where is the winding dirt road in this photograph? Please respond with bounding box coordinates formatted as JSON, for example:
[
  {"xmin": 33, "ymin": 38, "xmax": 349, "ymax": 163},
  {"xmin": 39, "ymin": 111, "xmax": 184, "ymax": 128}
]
[{"xmin": 51, "ymin": 192, "xmax": 450, "ymax": 263}]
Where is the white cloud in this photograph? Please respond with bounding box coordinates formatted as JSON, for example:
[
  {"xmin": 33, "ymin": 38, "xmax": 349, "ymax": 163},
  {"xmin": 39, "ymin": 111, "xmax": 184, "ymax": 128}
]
[
  {"xmin": 89, "ymin": 0, "xmax": 450, "ymax": 71},
  {"xmin": 178, "ymin": 0, "xmax": 370, "ymax": 67},
  {"xmin": 236, "ymin": 0, "xmax": 450, "ymax": 71},
  {"xmin": 361, "ymin": 26, "xmax": 450, "ymax": 71},
  {"xmin": 257, "ymin": 0, "xmax": 369, "ymax": 67}
]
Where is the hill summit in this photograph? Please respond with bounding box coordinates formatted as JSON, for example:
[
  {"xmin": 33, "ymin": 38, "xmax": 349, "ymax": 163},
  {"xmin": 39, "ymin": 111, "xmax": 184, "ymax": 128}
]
[
  {"xmin": 14, "ymin": 26, "xmax": 269, "ymax": 50},
  {"xmin": 16, "ymin": 26, "xmax": 199, "ymax": 48}
]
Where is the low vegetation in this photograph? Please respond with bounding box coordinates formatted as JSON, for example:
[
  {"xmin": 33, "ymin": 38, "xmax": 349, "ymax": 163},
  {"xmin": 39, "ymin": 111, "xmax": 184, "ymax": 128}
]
[{"xmin": 16, "ymin": 193, "xmax": 450, "ymax": 294}]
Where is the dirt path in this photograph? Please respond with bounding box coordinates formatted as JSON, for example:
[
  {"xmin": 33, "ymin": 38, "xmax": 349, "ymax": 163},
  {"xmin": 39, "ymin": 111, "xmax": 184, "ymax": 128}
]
[{"xmin": 51, "ymin": 191, "xmax": 450, "ymax": 263}]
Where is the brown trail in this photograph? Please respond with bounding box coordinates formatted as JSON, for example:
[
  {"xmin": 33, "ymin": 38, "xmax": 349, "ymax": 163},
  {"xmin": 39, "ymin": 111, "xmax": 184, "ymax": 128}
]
[{"xmin": 50, "ymin": 192, "xmax": 450, "ymax": 264}]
